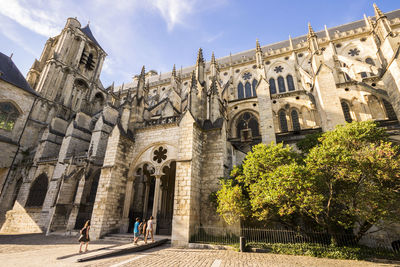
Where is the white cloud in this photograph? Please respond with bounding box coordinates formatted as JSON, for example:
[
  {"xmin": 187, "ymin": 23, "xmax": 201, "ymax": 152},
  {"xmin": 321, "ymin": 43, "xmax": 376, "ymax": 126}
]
[
  {"xmin": 0, "ymin": 0, "xmax": 61, "ymax": 37},
  {"xmin": 0, "ymin": 0, "xmax": 227, "ymax": 84},
  {"xmin": 149, "ymin": 0, "xmax": 196, "ymax": 31}
]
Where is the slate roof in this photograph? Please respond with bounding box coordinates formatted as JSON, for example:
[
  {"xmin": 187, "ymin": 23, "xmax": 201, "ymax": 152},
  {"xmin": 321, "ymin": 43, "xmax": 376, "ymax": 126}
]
[
  {"xmin": 114, "ymin": 8, "xmax": 400, "ymax": 91},
  {"xmin": 0, "ymin": 52, "xmax": 38, "ymax": 96},
  {"xmin": 80, "ymin": 25, "xmax": 105, "ymax": 53}
]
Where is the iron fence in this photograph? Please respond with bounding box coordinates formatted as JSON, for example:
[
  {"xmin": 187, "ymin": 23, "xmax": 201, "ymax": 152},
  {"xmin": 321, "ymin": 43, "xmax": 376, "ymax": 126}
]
[{"xmin": 190, "ymin": 226, "xmax": 396, "ymax": 252}]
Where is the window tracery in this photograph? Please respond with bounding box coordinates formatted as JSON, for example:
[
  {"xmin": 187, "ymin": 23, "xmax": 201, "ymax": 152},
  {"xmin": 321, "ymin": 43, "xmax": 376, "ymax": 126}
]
[
  {"xmin": 279, "ymin": 110, "xmax": 288, "ymax": 132},
  {"xmin": 291, "ymin": 109, "xmax": 300, "ymax": 131},
  {"xmin": 278, "ymin": 76, "xmax": 286, "ymax": 93},
  {"xmin": 287, "ymin": 75, "xmax": 295, "ymax": 91},
  {"xmin": 0, "ymin": 102, "xmax": 20, "ymax": 131},
  {"xmin": 236, "ymin": 112, "xmax": 260, "ymax": 140}
]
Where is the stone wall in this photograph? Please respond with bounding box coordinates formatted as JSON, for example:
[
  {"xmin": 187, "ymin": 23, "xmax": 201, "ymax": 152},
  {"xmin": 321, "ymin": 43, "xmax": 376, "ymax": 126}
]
[
  {"xmin": 91, "ymin": 126, "xmax": 135, "ymax": 239},
  {"xmin": 171, "ymin": 112, "xmax": 203, "ymax": 246}
]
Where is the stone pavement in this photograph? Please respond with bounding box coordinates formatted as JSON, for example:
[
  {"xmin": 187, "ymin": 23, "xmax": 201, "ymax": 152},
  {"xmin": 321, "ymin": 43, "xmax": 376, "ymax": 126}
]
[{"xmin": 0, "ymin": 233, "xmax": 399, "ymax": 267}]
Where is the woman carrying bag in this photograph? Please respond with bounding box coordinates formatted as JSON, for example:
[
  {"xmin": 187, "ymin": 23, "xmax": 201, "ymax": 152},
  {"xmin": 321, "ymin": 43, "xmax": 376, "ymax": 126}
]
[{"xmin": 78, "ymin": 220, "xmax": 91, "ymax": 253}]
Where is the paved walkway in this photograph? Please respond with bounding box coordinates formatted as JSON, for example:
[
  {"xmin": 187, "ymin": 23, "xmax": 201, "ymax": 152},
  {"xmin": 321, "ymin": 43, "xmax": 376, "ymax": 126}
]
[{"xmin": 0, "ymin": 234, "xmax": 399, "ymax": 267}]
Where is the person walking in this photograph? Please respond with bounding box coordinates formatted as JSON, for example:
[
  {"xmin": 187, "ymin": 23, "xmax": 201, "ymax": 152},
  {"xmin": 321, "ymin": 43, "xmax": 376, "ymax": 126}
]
[
  {"xmin": 78, "ymin": 220, "xmax": 91, "ymax": 253},
  {"xmin": 133, "ymin": 217, "xmax": 140, "ymax": 245},
  {"xmin": 144, "ymin": 216, "xmax": 155, "ymax": 243}
]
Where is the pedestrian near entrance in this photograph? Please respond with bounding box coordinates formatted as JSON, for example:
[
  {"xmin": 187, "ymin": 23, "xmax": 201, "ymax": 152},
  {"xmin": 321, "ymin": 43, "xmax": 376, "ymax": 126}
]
[
  {"xmin": 78, "ymin": 220, "xmax": 90, "ymax": 253},
  {"xmin": 133, "ymin": 217, "xmax": 140, "ymax": 245},
  {"xmin": 144, "ymin": 216, "xmax": 154, "ymax": 243}
]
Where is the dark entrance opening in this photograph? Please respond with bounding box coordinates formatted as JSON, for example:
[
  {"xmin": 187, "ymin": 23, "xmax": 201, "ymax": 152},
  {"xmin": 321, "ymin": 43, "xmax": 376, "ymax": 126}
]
[
  {"xmin": 128, "ymin": 164, "xmax": 155, "ymax": 233},
  {"xmin": 74, "ymin": 170, "xmax": 100, "ymax": 229},
  {"xmin": 157, "ymin": 161, "xmax": 176, "ymax": 235}
]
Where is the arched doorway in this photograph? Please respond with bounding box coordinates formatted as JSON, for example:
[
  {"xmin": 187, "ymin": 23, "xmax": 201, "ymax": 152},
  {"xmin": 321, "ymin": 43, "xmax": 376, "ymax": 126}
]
[
  {"xmin": 128, "ymin": 163, "xmax": 156, "ymax": 232},
  {"xmin": 157, "ymin": 161, "xmax": 176, "ymax": 235},
  {"xmin": 26, "ymin": 173, "xmax": 48, "ymax": 207}
]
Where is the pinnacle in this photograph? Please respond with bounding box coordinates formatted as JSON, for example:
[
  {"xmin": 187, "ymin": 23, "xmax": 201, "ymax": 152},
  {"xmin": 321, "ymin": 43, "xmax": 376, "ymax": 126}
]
[
  {"xmin": 256, "ymin": 39, "xmax": 261, "ymax": 52},
  {"xmin": 373, "ymin": 3, "xmax": 385, "ymax": 19},
  {"xmin": 172, "ymin": 64, "xmax": 176, "ymax": 77},
  {"xmin": 308, "ymin": 22, "xmax": 316, "ymax": 38},
  {"xmin": 140, "ymin": 65, "xmax": 145, "ymax": 76},
  {"xmin": 197, "ymin": 48, "xmax": 204, "ymax": 63},
  {"xmin": 211, "ymin": 52, "xmax": 216, "ymax": 64}
]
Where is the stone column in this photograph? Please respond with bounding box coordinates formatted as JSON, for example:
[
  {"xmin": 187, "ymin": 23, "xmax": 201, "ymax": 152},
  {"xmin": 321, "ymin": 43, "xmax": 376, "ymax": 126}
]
[
  {"xmin": 120, "ymin": 177, "xmax": 135, "ymax": 233},
  {"xmin": 152, "ymin": 175, "xmax": 162, "ymax": 233},
  {"xmin": 142, "ymin": 180, "xmax": 150, "ymax": 218}
]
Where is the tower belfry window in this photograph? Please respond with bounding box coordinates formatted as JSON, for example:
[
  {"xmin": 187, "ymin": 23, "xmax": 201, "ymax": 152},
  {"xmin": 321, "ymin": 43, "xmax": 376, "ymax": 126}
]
[
  {"xmin": 86, "ymin": 53, "xmax": 95, "ymax": 70},
  {"xmin": 79, "ymin": 49, "xmax": 96, "ymax": 71}
]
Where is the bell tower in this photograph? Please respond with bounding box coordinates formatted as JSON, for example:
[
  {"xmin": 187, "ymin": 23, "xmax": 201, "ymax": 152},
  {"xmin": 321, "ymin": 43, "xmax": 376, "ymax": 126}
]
[{"xmin": 26, "ymin": 18, "xmax": 107, "ymax": 112}]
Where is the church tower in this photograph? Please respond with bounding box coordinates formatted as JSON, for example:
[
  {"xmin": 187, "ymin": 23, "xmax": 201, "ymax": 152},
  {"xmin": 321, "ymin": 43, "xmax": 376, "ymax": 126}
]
[{"xmin": 26, "ymin": 18, "xmax": 107, "ymax": 113}]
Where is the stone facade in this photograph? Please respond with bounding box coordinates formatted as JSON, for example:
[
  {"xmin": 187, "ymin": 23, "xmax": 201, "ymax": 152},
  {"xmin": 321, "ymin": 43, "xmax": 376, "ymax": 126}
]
[{"xmin": 2, "ymin": 4, "xmax": 400, "ymax": 246}]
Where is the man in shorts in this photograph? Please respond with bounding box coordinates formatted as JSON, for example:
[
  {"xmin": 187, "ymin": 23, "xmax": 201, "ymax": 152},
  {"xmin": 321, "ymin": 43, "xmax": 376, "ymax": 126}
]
[{"xmin": 133, "ymin": 217, "xmax": 140, "ymax": 245}]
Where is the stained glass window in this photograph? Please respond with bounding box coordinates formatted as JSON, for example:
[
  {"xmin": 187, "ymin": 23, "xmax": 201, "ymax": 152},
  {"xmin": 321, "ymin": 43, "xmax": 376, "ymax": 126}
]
[
  {"xmin": 236, "ymin": 112, "xmax": 260, "ymax": 138},
  {"xmin": 0, "ymin": 102, "xmax": 20, "ymax": 131},
  {"xmin": 238, "ymin": 82, "xmax": 244, "ymax": 99},
  {"xmin": 287, "ymin": 75, "xmax": 295, "ymax": 91},
  {"xmin": 269, "ymin": 78, "xmax": 276, "ymax": 94},
  {"xmin": 252, "ymin": 79, "xmax": 258, "ymax": 96},
  {"xmin": 365, "ymin": 57, "xmax": 375, "ymax": 66},
  {"xmin": 279, "ymin": 110, "xmax": 288, "ymax": 132},
  {"xmin": 245, "ymin": 82, "xmax": 252, "ymax": 98},
  {"xmin": 274, "ymin": 66, "xmax": 284, "ymax": 73},
  {"xmin": 291, "ymin": 110, "xmax": 300, "ymax": 131},
  {"xmin": 242, "ymin": 72, "xmax": 252, "ymax": 80},
  {"xmin": 278, "ymin": 76, "xmax": 286, "ymax": 93},
  {"xmin": 348, "ymin": 48, "xmax": 360, "ymax": 57}
]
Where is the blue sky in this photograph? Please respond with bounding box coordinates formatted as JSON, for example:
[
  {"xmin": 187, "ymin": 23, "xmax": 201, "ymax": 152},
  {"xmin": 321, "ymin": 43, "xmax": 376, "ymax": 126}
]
[{"xmin": 0, "ymin": 0, "xmax": 398, "ymax": 87}]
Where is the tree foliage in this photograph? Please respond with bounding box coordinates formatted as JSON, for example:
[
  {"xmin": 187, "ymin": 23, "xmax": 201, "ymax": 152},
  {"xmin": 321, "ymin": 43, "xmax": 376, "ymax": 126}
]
[{"xmin": 216, "ymin": 121, "xmax": 400, "ymax": 239}]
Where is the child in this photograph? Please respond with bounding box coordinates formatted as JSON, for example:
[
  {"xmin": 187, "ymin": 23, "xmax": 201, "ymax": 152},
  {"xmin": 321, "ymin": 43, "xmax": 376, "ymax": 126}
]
[{"xmin": 133, "ymin": 217, "xmax": 140, "ymax": 245}]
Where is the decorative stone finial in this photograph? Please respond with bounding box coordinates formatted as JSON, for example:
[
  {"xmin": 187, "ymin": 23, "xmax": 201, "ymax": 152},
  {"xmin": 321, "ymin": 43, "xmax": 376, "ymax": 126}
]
[
  {"xmin": 196, "ymin": 48, "xmax": 204, "ymax": 64},
  {"xmin": 373, "ymin": 3, "xmax": 385, "ymax": 19},
  {"xmin": 324, "ymin": 25, "xmax": 331, "ymax": 41},
  {"xmin": 172, "ymin": 64, "xmax": 176, "ymax": 77},
  {"xmin": 288, "ymin": 36, "xmax": 294, "ymax": 50},
  {"xmin": 211, "ymin": 52, "xmax": 216, "ymax": 64},
  {"xmin": 308, "ymin": 22, "xmax": 316, "ymax": 38},
  {"xmin": 256, "ymin": 39, "xmax": 261, "ymax": 53}
]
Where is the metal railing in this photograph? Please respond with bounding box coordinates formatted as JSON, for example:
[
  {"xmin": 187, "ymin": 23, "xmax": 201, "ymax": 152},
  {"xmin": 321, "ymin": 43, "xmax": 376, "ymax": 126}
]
[{"xmin": 190, "ymin": 226, "xmax": 396, "ymax": 252}]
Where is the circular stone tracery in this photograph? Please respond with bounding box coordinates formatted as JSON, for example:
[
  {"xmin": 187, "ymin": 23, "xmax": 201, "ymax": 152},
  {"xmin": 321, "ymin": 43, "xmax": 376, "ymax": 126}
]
[{"xmin": 153, "ymin": 146, "xmax": 167, "ymax": 163}]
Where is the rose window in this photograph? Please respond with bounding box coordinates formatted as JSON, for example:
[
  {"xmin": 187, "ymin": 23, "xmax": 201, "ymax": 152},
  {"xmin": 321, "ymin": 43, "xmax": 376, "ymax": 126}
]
[{"xmin": 153, "ymin": 146, "xmax": 167, "ymax": 163}]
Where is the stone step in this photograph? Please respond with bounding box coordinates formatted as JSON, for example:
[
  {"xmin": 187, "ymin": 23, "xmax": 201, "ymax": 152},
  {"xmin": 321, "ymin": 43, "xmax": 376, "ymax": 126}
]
[{"xmin": 76, "ymin": 238, "xmax": 169, "ymax": 262}]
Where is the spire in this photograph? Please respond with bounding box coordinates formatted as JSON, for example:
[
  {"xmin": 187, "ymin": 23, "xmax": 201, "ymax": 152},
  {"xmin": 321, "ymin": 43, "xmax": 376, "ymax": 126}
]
[
  {"xmin": 373, "ymin": 3, "xmax": 385, "ymax": 19},
  {"xmin": 364, "ymin": 14, "xmax": 371, "ymax": 30},
  {"xmin": 256, "ymin": 39, "xmax": 261, "ymax": 53},
  {"xmin": 140, "ymin": 65, "xmax": 145, "ymax": 79},
  {"xmin": 307, "ymin": 22, "xmax": 316, "ymax": 39},
  {"xmin": 172, "ymin": 64, "xmax": 176, "ymax": 77},
  {"xmin": 324, "ymin": 25, "xmax": 331, "ymax": 41},
  {"xmin": 211, "ymin": 52, "xmax": 216, "ymax": 65},
  {"xmin": 288, "ymin": 35, "xmax": 294, "ymax": 50},
  {"xmin": 196, "ymin": 48, "xmax": 204, "ymax": 64}
]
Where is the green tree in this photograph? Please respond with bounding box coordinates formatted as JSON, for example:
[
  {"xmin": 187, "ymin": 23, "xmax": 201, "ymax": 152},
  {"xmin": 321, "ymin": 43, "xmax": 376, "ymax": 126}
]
[
  {"xmin": 304, "ymin": 121, "xmax": 400, "ymax": 240},
  {"xmin": 216, "ymin": 121, "xmax": 400, "ymax": 242}
]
